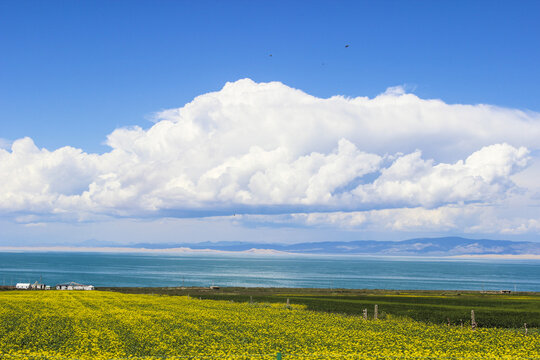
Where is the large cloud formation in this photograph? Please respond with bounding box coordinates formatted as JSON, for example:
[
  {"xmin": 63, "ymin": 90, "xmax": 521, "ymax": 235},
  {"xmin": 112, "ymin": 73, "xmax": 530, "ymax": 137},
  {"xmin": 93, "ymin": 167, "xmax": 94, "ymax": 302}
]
[{"xmin": 1, "ymin": 79, "xmax": 540, "ymax": 234}]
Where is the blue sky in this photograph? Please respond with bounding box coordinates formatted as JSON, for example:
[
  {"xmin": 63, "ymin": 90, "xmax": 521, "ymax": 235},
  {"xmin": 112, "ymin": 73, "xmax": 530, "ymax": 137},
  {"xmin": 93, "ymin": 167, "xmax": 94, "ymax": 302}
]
[
  {"xmin": 2, "ymin": 1, "xmax": 539, "ymax": 153},
  {"xmin": 1, "ymin": 1, "xmax": 540, "ymax": 246}
]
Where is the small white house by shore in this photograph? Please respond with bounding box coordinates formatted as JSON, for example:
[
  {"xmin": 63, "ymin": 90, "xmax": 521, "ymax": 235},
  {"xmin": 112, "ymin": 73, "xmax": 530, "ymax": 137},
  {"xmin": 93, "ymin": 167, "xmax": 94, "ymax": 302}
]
[
  {"xmin": 31, "ymin": 281, "xmax": 49, "ymax": 290},
  {"xmin": 56, "ymin": 282, "xmax": 94, "ymax": 291},
  {"xmin": 15, "ymin": 279, "xmax": 51, "ymax": 290}
]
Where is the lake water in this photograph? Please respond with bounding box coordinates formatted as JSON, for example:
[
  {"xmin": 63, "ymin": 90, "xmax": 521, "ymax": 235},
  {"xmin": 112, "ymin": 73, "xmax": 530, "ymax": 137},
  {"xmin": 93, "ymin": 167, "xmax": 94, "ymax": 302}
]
[{"xmin": 1, "ymin": 252, "xmax": 539, "ymax": 291}]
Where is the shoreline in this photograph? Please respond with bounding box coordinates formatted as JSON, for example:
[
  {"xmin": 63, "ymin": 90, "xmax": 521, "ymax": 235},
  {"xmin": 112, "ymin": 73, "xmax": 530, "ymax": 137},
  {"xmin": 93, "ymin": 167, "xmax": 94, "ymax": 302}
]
[
  {"xmin": 0, "ymin": 246, "xmax": 291, "ymax": 255},
  {"xmin": 3, "ymin": 285, "xmax": 539, "ymax": 295},
  {"xmin": 0, "ymin": 246, "xmax": 540, "ymax": 259}
]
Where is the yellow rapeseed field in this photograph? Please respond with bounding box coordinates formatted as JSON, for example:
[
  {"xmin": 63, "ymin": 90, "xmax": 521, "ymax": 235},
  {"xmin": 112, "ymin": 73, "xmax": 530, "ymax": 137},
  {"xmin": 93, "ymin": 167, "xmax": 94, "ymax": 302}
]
[{"xmin": 0, "ymin": 291, "xmax": 538, "ymax": 359}]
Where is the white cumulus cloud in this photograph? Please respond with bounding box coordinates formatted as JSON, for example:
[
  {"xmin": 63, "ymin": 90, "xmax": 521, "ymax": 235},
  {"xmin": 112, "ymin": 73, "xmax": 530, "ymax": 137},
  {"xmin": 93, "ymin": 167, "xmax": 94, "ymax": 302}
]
[{"xmin": 0, "ymin": 79, "xmax": 539, "ymax": 235}]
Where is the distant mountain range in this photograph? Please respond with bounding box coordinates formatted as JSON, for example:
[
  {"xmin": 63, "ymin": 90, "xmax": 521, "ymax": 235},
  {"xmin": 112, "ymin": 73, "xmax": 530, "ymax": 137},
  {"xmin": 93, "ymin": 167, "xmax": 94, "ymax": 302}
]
[{"xmin": 78, "ymin": 237, "xmax": 540, "ymax": 256}]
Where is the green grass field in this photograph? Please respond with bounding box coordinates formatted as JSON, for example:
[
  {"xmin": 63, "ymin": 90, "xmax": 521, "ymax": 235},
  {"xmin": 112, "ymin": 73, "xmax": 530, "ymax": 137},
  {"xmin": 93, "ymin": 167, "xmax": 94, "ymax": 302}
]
[{"xmin": 101, "ymin": 287, "xmax": 540, "ymax": 329}]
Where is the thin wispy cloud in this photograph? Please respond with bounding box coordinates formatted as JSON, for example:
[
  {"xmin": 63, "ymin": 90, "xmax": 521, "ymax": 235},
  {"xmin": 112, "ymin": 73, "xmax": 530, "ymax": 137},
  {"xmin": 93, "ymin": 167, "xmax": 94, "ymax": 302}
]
[{"xmin": 0, "ymin": 138, "xmax": 11, "ymax": 150}]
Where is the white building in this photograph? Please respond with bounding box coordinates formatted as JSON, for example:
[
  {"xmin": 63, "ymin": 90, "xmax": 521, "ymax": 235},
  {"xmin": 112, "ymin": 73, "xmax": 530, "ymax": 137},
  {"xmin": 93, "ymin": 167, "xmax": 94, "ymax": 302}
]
[
  {"xmin": 56, "ymin": 282, "xmax": 94, "ymax": 291},
  {"xmin": 15, "ymin": 283, "xmax": 30, "ymax": 289},
  {"xmin": 31, "ymin": 281, "xmax": 47, "ymax": 290}
]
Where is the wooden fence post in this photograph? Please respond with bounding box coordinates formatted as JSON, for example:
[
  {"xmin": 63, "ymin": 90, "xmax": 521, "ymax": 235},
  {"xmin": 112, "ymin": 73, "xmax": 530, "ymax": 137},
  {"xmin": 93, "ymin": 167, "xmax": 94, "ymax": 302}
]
[
  {"xmin": 524, "ymin": 323, "xmax": 528, "ymax": 335},
  {"xmin": 286, "ymin": 298, "xmax": 290, "ymax": 308},
  {"xmin": 374, "ymin": 305, "xmax": 378, "ymax": 320},
  {"xmin": 250, "ymin": 296, "xmax": 253, "ymax": 303},
  {"xmin": 471, "ymin": 310, "xmax": 476, "ymax": 330},
  {"xmin": 363, "ymin": 309, "xmax": 367, "ymax": 320}
]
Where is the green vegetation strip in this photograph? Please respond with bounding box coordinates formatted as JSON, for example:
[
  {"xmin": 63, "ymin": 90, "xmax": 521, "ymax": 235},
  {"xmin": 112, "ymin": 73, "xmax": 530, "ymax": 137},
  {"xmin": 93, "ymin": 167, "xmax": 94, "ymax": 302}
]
[{"xmin": 100, "ymin": 287, "xmax": 540, "ymax": 328}]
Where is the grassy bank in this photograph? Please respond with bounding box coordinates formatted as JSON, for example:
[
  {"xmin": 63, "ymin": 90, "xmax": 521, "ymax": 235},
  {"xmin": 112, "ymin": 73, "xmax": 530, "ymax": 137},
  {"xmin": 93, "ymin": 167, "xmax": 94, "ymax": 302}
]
[{"xmin": 101, "ymin": 286, "xmax": 540, "ymax": 328}]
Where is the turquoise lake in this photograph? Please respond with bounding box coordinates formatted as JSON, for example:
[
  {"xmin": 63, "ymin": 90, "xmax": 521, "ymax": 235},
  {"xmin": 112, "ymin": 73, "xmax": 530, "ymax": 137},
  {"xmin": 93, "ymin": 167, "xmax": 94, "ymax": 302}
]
[{"xmin": 1, "ymin": 252, "xmax": 539, "ymax": 291}]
